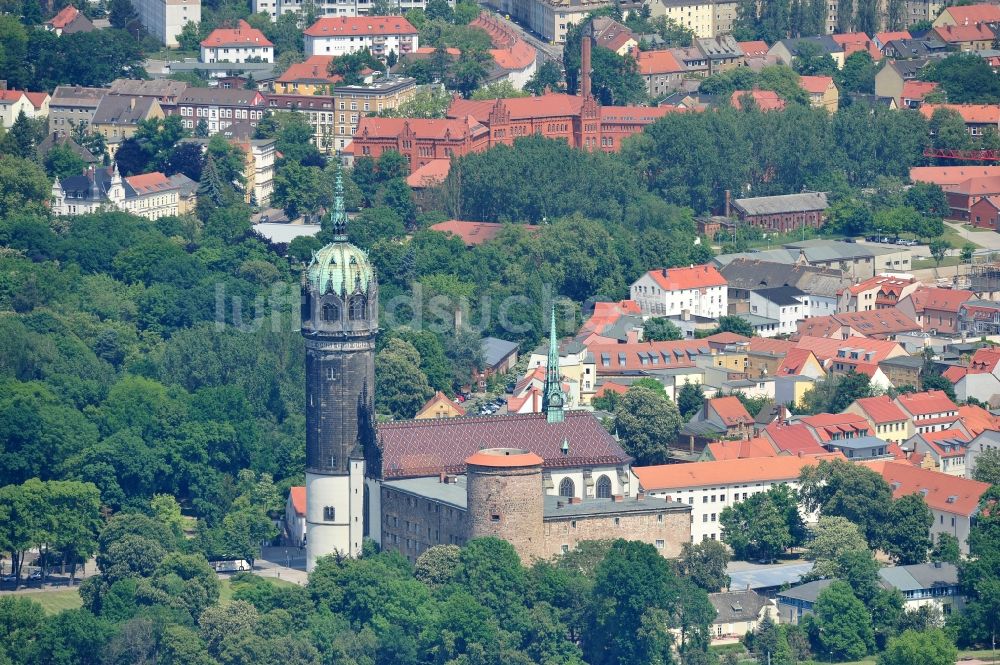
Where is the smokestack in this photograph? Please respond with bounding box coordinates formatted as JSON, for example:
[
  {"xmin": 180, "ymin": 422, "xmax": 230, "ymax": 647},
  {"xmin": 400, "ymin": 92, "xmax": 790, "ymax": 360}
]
[
  {"xmin": 581, "ymin": 33, "xmax": 592, "ymax": 99},
  {"xmin": 725, "ymin": 189, "xmax": 732, "ymax": 217}
]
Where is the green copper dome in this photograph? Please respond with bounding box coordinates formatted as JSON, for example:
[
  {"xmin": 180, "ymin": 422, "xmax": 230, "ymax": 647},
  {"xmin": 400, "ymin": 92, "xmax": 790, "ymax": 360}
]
[{"xmin": 306, "ymin": 242, "xmax": 374, "ymax": 296}]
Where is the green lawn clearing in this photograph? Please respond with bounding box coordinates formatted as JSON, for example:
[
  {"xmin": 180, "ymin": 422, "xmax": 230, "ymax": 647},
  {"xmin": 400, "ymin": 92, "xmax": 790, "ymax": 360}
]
[
  {"xmin": 14, "ymin": 588, "xmax": 83, "ymax": 614},
  {"xmin": 913, "ymin": 255, "xmax": 963, "ymax": 270}
]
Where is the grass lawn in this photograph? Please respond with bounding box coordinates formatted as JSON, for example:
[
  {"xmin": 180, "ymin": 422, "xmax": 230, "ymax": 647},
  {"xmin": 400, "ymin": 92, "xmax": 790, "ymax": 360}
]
[
  {"xmin": 940, "ymin": 224, "xmax": 982, "ymax": 249},
  {"xmin": 15, "ymin": 588, "xmax": 83, "ymax": 614},
  {"xmin": 913, "ymin": 255, "xmax": 963, "ymax": 270},
  {"xmin": 219, "ymin": 574, "xmax": 298, "ymax": 605}
]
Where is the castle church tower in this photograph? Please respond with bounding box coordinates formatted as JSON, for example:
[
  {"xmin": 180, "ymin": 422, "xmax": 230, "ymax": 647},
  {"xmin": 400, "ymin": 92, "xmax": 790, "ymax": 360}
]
[{"xmin": 301, "ymin": 169, "xmax": 378, "ymax": 570}]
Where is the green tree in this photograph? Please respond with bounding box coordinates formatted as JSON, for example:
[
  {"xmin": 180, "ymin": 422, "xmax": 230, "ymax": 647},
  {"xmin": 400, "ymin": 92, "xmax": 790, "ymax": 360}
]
[
  {"xmin": 878, "ymin": 628, "xmax": 957, "ymax": 665},
  {"xmin": 972, "ymin": 447, "xmax": 1000, "ymax": 485},
  {"xmin": 31, "ymin": 608, "xmax": 111, "ymax": 665},
  {"xmin": 375, "ymin": 338, "xmax": 434, "ymax": 419},
  {"xmin": 930, "ymin": 239, "xmax": 950, "ymax": 268},
  {"xmin": 835, "ymin": 548, "xmax": 882, "ymax": 605},
  {"xmin": 414, "ymin": 544, "xmax": 461, "ymax": 586},
  {"xmin": 43, "ymin": 143, "xmax": 87, "ymax": 179},
  {"xmin": 613, "ymin": 385, "xmax": 683, "ymax": 465},
  {"xmin": 273, "ymin": 161, "xmax": 324, "ymax": 219},
  {"xmin": 806, "ymin": 581, "xmax": 874, "ymax": 661},
  {"xmin": 838, "ymin": 51, "xmax": 877, "ymax": 93},
  {"xmin": 677, "ymin": 381, "xmax": 705, "ymax": 420},
  {"xmin": 676, "ymin": 539, "xmax": 730, "ymax": 592},
  {"xmin": 805, "ymin": 515, "xmax": 869, "ymax": 577},
  {"xmin": 720, "ymin": 489, "xmax": 792, "ymax": 562},
  {"xmin": 470, "ymin": 80, "xmax": 531, "ymax": 100},
  {"xmin": 177, "ymin": 20, "xmax": 203, "ymax": 51},
  {"xmin": 0, "ymin": 155, "xmax": 51, "ymax": 219},
  {"xmin": 931, "ymin": 533, "xmax": 961, "ymax": 564},
  {"xmin": 714, "ymin": 315, "xmax": 754, "ymax": 337},
  {"xmin": 798, "ymin": 459, "xmax": 893, "ymax": 550},
  {"xmin": 921, "ymin": 53, "xmax": 1000, "ymax": 104},
  {"xmin": 643, "ymin": 316, "xmax": 684, "ymax": 341},
  {"xmin": 108, "ymin": 0, "xmax": 137, "ymax": 28},
  {"xmin": 524, "ymin": 60, "xmax": 563, "ymax": 96},
  {"xmin": 884, "ymin": 493, "xmax": 932, "ymax": 565}
]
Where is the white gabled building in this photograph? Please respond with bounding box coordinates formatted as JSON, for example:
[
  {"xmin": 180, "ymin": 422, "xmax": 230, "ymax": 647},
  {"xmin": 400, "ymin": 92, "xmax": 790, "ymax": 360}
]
[
  {"xmin": 748, "ymin": 286, "xmax": 809, "ymax": 337},
  {"xmin": 253, "ymin": 0, "xmax": 451, "ymax": 21},
  {"xmin": 200, "ymin": 19, "xmax": 274, "ymax": 63},
  {"xmin": 51, "ymin": 165, "xmax": 181, "ymax": 220},
  {"xmin": 304, "ymin": 16, "xmax": 418, "ymax": 58},
  {"xmin": 630, "ymin": 265, "xmax": 728, "ymax": 320}
]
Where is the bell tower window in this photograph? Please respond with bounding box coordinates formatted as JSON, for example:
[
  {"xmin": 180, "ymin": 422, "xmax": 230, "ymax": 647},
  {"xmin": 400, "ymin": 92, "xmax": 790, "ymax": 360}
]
[
  {"xmin": 349, "ymin": 295, "xmax": 366, "ymax": 320},
  {"xmin": 323, "ymin": 506, "xmax": 335, "ymax": 521},
  {"xmin": 323, "ymin": 302, "xmax": 339, "ymax": 322}
]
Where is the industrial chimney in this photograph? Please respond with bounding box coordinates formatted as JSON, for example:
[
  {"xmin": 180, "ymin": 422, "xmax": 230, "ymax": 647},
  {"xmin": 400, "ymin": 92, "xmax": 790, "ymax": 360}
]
[{"xmin": 581, "ymin": 32, "xmax": 592, "ymax": 99}]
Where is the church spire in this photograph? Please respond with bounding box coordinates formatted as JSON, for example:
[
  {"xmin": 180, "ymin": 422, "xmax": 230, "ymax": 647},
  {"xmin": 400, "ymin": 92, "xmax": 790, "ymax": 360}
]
[
  {"xmin": 543, "ymin": 305, "xmax": 565, "ymax": 424},
  {"xmin": 329, "ymin": 165, "xmax": 348, "ymax": 242}
]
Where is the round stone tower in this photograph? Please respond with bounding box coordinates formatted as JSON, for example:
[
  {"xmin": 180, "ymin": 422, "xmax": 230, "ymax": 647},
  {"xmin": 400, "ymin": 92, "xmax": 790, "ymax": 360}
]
[
  {"xmin": 465, "ymin": 448, "xmax": 545, "ymax": 563},
  {"xmin": 301, "ymin": 169, "xmax": 378, "ymax": 570}
]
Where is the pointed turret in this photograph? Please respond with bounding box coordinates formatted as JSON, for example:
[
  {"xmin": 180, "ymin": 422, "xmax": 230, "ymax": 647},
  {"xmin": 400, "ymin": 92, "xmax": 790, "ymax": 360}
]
[
  {"xmin": 543, "ymin": 305, "xmax": 565, "ymax": 424},
  {"xmin": 329, "ymin": 166, "xmax": 348, "ymax": 242}
]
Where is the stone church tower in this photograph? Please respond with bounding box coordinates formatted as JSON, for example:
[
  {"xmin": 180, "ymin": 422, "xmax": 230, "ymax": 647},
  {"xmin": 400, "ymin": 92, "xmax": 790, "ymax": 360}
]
[{"xmin": 301, "ymin": 169, "xmax": 378, "ymax": 570}]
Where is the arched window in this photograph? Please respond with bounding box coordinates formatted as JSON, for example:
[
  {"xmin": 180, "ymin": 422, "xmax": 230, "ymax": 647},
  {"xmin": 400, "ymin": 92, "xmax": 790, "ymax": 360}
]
[
  {"xmin": 349, "ymin": 295, "xmax": 366, "ymax": 321},
  {"xmin": 301, "ymin": 293, "xmax": 311, "ymax": 322},
  {"xmin": 559, "ymin": 478, "xmax": 575, "ymax": 498},
  {"xmin": 323, "ymin": 302, "xmax": 339, "ymax": 322},
  {"xmin": 596, "ymin": 475, "xmax": 612, "ymax": 499}
]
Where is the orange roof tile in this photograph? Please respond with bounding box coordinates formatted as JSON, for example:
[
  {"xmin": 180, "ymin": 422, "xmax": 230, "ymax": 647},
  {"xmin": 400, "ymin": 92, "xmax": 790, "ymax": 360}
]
[
  {"xmin": 799, "ymin": 413, "xmax": 871, "ymax": 441},
  {"xmin": 23, "ymin": 92, "xmax": 48, "ymax": 109},
  {"xmin": 920, "ymin": 103, "xmax": 1000, "ymax": 124},
  {"xmin": 289, "ymin": 486, "xmax": 305, "ymax": 515},
  {"xmin": 589, "ymin": 339, "xmax": 710, "ymax": 372},
  {"xmin": 948, "ymin": 175, "xmax": 1000, "ymax": 196},
  {"xmin": 429, "ymin": 219, "xmax": 538, "ymax": 246},
  {"xmin": 940, "ymin": 3, "xmax": 1000, "ymax": 25},
  {"xmin": 831, "ymin": 32, "xmax": 881, "ymax": 59},
  {"xmin": 875, "ymin": 30, "xmax": 912, "ymax": 45},
  {"xmin": 48, "ymin": 5, "xmax": 80, "ymax": 29},
  {"xmin": 761, "ymin": 422, "xmax": 829, "ymax": 455},
  {"xmin": 706, "ymin": 437, "xmax": 778, "ymax": 460},
  {"xmin": 969, "ymin": 346, "xmax": 1000, "ymax": 374},
  {"xmin": 304, "ymin": 16, "xmax": 418, "ymax": 37},
  {"xmin": 447, "ymin": 93, "xmax": 585, "ymax": 122},
  {"xmin": 957, "ymin": 404, "xmax": 1000, "ymax": 436},
  {"xmin": 776, "ymin": 348, "xmax": 818, "ymax": 375},
  {"xmin": 125, "ymin": 172, "xmax": 171, "ymax": 194},
  {"xmin": 738, "ymin": 40, "xmax": 770, "ymax": 57},
  {"xmin": 636, "ymin": 49, "xmax": 684, "ymax": 75},
  {"xmin": 853, "ymin": 395, "xmax": 908, "ymax": 424},
  {"xmin": 595, "ymin": 382, "xmax": 630, "ymax": 397},
  {"xmin": 902, "ymin": 81, "xmax": 938, "ymax": 101},
  {"xmin": 748, "ymin": 337, "xmax": 797, "ymax": 356},
  {"xmin": 709, "ymin": 396, "xmax": 753, "ymax": 426},
  {"xmin": 799, "ymin": 75, "xmax": 835, "ymax": 94},
  {"xmin": 415, "ymin": 391, "xmax": 466, "ymax": 418},
  {"xmin": 634, "ymin": 453, "xmax": 842, "ymax": 490},
  {"xmin": 943, "ymin": 365, "xmax": 968, "ymax": 382},
  {"xmin": 731, "ymin": 89, "xmax": 785, "ymax": 111},
  {"xmin": 863, "ymin": 460, "xmax": 990, "ymax": 515},
  {"xmin": 896, "ymin": 390, "xmax": 959, "ymax": 416},
  {"xmin": 795, "ymin": 335, "xmax": 904, "ymax": 365},
  {"xmin": 490, "ymin": 39, "xmax": 537, "ymax": 70},
  {"xmin": 414, "ymin": 46, "xmax": 461, "ymax": 56},
  {"xmin": 644, "ymin": 264, "xmax": 727, "ymax": 291},
  {"xmin": 465, "ymin": 449, "xmax": 544, "ymax": 467},
  {"xmin": 356, "ymin": 115, "xmax": 485, "ymax": 142},
  {"xmin": 201, "ymin": 19, "xmax": 273, "ymax": 48},
  {"xmin": 905, "ymin": 287, "xmax": 973, "ymax": 315},
  {"xmin": 932, "ymin": 23, "xmax": 995, "ymax": 43},
  {"xmin": 406, "ymin": 159, "xmax": 451, "ymax": 189},
  {"xmin": 796, "ymin": 310, "xmax": 921, "ymax": 339},
  {"xmin": 507, "ymin": 386, "xmax": 543, "ymax": 413},
  {"xmin": 910, "ymin": 165, "xmax": 1000, "ymax": 185},
  {"xmin": 705, "ymin": 331, "xmax": 750, "ymax": 345},
  {"xmin": 277, "ymin": 55, "xmax": 344, "ymax": 84}
]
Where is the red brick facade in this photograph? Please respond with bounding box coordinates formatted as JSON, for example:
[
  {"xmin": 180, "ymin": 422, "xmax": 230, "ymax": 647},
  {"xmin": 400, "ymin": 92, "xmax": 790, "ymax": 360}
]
[{"xmin": 970, "ymin": 196, "xmax": 1000, "ymax": 230}]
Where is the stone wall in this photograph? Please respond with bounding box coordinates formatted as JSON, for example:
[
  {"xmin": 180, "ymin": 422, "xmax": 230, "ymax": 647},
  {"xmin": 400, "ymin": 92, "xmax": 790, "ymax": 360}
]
[
  {"xmin": 380, "ymin": 484, "xmax": 467, "ymax": 563},
  {"xmin": 466, "ymin": 463, "xmax": 545, "ymax": 562},
  {"xmin": 542, "ymin": 501, "xmax": 691, "ymax": 559}
]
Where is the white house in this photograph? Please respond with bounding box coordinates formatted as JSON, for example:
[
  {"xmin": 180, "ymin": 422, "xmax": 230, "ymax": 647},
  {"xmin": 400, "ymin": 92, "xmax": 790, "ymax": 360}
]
[
  {"xmin": 0, "ymin": 89, "xmax": 49, "ymax": 128},
  {"xmin": 304, "ymin": 16, "xmax": 418, "ymax": 58},
  {"xmin": 633, "ymin": 454, "xmax": 840, "ymax": 543},
  {"xmin": 966, "ymin": 429, "xmax": 1000, "ymax": 479},
  {"xmin": 285, "ymin": 486, "xmax": 306, "ymax": 547},
  {"xmin": 879, "ymin": 562, "xmax": 966, "ymax": 616},
  {"xmin": 894, "ymin": 390, "xmax": 961, "ymax": 434},
  {"xmin": 200, "ymin": 20, "xmax": 274, "ymax": 64},
  {"xmin": 748, "ymin": 286, "xmax": 809, "ymax": 337},
  {"xmin": 51, "ymin": 165, "xmax": 181, "ymax": 220},
  {"xmin": 630, "ymin": 265, "xmax": 728, "ymax": 320},
  {"xmin": 253, "ymin": 0, "xmax": 452, "ymax": 21}
]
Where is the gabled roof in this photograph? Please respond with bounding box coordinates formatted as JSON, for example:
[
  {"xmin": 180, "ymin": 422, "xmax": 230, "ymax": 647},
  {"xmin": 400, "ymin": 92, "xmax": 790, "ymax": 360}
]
[
  {"xmin": 853, "ymin": 395, "xmax": 908, "ymax": 424},
  {"xmin": 969, "ymin": 347, "xmax": 1000, "ymax": 374},
  {"xmin": 748, "ymin": 337, "xmax": 797, "ymax": 356},
  {"xmin": 754, "ymin": 285, "xmax": 806, "ymax": 306},
  {"xmin": 904, "ymin": 287, "xmax": 974, "ymax": 314},
  {"xmin": 47, "ymin": 5, "xmax": 81, "ymax": 28},
  {"xmin": 406, "ymin": 158, "xmax": 451, "ymax": 189},
  {"xmin": 705, "ymin": 437, "xmax": 778, "ymax": 460},
  {"xmin": 448, "ymin": 93, "xmax": 585, "ymax": 122},
  {"xmin": 863, "ymin": 460, "xmax": 990, "ymax": 515},
  {"xmin": 776, "ymin": 348, "xmax": 819, "ymax": 375},
  {"xmin": 590, "ymin": 339, "xmax": 711, "ymax": 372},
  {"xmin": 901, "ymin": 80, "xmax": 938, "ymax": 101},
  {"xmin": 482, "ymin": 336, "xmax": 518, "ymax": 367},
  {"xmin": 429, "ymin": 219, "xmax": 538, "ymax": 246},
  {"xmin": 910, "ymin": 165, "xmax": 1000, "ymax": 185},
  {"xmin": 91, "ymin": 95, "xmax": 159, "ymax": 125},
  {"xmin": 376, "ymin": 410, "xmax": 630, "ymax": 479},
  {"xmin": 875, "ymin": 30, "xmax": 912, "ymax": 46},
  {"xmin": 895, "ymin": 390, "xmax": 959, "ymax": 417},
  {"xmin": 177, "ymin": 89, "xmax": 266, "ymax": 106},
  {"xmin": 641, "ymin": 264, "xmax": 727, "ymax": 291},
  {"xmin": 831, "ymin": 32, "xmax": 881, "ymax": 59},
  {"xmin": 305, "ymin": 15, "xmax": 418, "ymax": 37},
  {"xmin": 943, "ymin": 365, "xmax": 968, "ymax": 382},
  {"xmin": 709, "ymin": 589, "xmax": 768, "ymax": 623},
  {"xmin": 125, "ymin": 172, "xmax": 172, "ymax": 194},
  {"xmin": 795, "ymin": 335, "xmax": 904, "ymax": 365},
  {"xmin": 289, "ymin": 486, "xmax": 305, "ymax": 516},
  {"xmin": 879, "ymin": 562, "xmax": 957, "ymax": 592},
  {"xmin": 761, "ymin": 422, "xmax": 829, "ymax": 455},
  {"xmin": 773, "ymin": 35, "xmax": 842, "ymax": 56},
  {"xmin": 707, "ymin": 396, "xmax": 753, "ymax": 426},
  {"xmin": 415, "ymin": 391, "xmax": 466, "ymax": 418},
  {"xmin": 201, "ymin": 19, "xmax": 273, "ymax": 48},
  {"xmin": 636, "ymin": 49, "xmax": 685, "ymax": 75},
  {"xmin": 277, "ymin": 55, "xmax": 343, "ymax": 84},
  {"xmin": 731, "ymin": 89, "xmax": 785, "ymax": 111},
  {"xmin": 920, "ymin": 104, "xmax": 1000, "ymax": 124},
  {"xmin": 738, "ymin": 40, "xmax": 770, "ymax": 57},
  {"xmin": 939, "ymin": 3, "xmax": 1000, "ymax": 24},
  {"xmin": 798, "ymin": 413, "xmax": 871, "ymax": 441},
  {"xmin": 931, "ymin": 23, "xmax": 995, "ymax": 43},
  {"xmin": 733, "ymin": 192, "xmax": 828, "ymax": 216},
  {"xmin": 799, "ymin": 75, "xmax": 835, "ymax": 94},
  {"xmin": 633, "ymin": 453, "xmax": 841, "ymax": 490},
  {"xmin": 357, "ymin": 116, "xmax": 484, "ymax": 141},
  {"xmin": 796, "ymin": 310, "xmax": 921, "ymax": 339},
  {"xmin": 777, "ymin": 578, "xmax": 834, "ymax": 603}
]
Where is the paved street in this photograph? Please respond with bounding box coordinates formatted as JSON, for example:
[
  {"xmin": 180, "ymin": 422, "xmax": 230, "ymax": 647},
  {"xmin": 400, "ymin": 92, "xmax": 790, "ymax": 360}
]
[
  {"xmin": 491, "ymin": 12, "xmax": 563, "ymax": 64},
  {"xmin": 254, "ymin": 545, "xmax": 309, "ymax": 586}
]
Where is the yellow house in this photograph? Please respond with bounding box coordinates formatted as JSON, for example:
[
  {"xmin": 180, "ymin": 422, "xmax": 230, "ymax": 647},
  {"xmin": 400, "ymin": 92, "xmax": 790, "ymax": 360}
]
[
  {"xmin": 414, "ymin": 391, "xmax": 467, "ymax": 420},
  {"xmin": 799, "ymin": 75, "xmax": 839, "ymax": 113},
  {"xmin": 91, "ymin": 95, "xmax": 163, "ymax": 152},
  {"xmin": 274, "ymin": 55, "xmax": 343, "ymax": 96},
  {"xmin": 933, "ymin": 3, "xmax": 1000, "ymax": 28},
  {"xmin": 649, "ymin": 0, "xmax": 715, "ymax": 38},
  {"xmin": 844, "ymin": 395, "xmax": 914, "ymax": 446}
]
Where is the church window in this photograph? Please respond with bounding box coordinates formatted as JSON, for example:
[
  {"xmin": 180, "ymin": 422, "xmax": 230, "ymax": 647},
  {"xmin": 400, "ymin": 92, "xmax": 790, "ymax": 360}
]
[
  {"xmin": 596, "ymin": 475, "xmax": 612, "ymax": 499},
  {"xmin": 323, "ymin": 302, "xmax": 339, "ymax": 321},
  {"xmin": 323, "ymin": 506, "xmax": 335, "ymax": 521},
  {"xmin": 349, "ymin": 295, "xmax": 366, "ymax": 320},
  {"xmin": 559, "ymin": 478, "xmax": 575, "ymax": 497}
]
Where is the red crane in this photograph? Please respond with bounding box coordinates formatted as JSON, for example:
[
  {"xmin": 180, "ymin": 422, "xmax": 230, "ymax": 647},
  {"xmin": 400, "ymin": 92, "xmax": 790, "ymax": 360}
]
[{"xmin": 923, "ymin": 147, "xmax": 1000, "ymax": 161}]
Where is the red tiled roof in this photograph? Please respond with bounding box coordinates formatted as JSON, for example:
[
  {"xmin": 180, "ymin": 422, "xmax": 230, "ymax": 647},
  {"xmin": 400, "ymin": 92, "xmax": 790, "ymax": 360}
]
[
  {"xmin": 23, "ymin": 92, "xmax": 48, "ymax": 109},
  {"xmin": 47, "ymin": 5, "xmax": 80, "ymax": 28},
  {"xmin": 356, "ymin": 115, "xmax": 485, "ymax": 141},
  {"xmin": 831, "ymin": 32, "xmax": 881, "ymax": 59},
  {"xmin": 932, "ymin": 23, "xmax": 995, "ymax": 43},
  {"xmin": 731, "ymin": 89, "xmax": 785, "ymax": 111},
  {"xmin": 799, "ymin": 75, "xmax": 834, "ymax": 94},
  {"xmin": 277, "ymin": 55, "xmax": 344, "ymax": 84},
  {"xmin": 796, "ymin": 310, "xmax": 921, "ymax": 339},
  {"xmin": 600, "ymin": 105, "xmax": 679, "ymax": 121},
  {"xmin": 920, "ymin": 103, "xmax": 1000, "ymax": 124},
  {"xmin": 748, "ymin": 337, "xmax": 797, "ymax": 356},
  {"xmin": 580, "ymin": 300, "xmax": 642, "ymax": 337},
  {"xmin": 902, "ymin": 81, "xmax": 938, "ymax": 101},
  {"xmin": 125, "ymin": 172, "xmax": 172, "ymax": 194},
  {"xmin": 708, "ymin": 396, "xmax": 753, "ymax": 426},
  {"xmin": 943, "ymin": 365, "xmax": 969, "ymax": 382},
  {"xmin": 594, "ymin": 382, "xmax": 629, "ymax": 397},
  {"xmin": 644, "ymin": 264, "xmax": 727, "ymax": 291},
  {"xmin": 958, "ymin": 404, "xmax": 1000, "ymax": 436},
  {"xmin": 705, "ymin": 331, "xmax": 750, "ymax": 345},
  {"xmin": 799, "ymin": 413, "xmax": 871, "ymax": 441},
  {"xmin": 289, "ymin": 486, "xmax": 305, "ymax": 515},
  {"xmin": 305, "ymin": 15, "xmax": 417, "ymax": 37},
  {"xmin": 414, "ymin": 46, "xmax": 461, "ymax": 56},
  {"xmin": 491, "ymin": 39, "xmax": 537, "ymax": 70},
  {"xmin": 970, "ymin": 347, "xmax": 1000, "ymax": 374},
  {"xmin": 201, "ymin": 19, "xmax": 273, "ymax": 48},
  {"xmin": 507, "ymin": 386, "xmax": 542, "ymax": 413},
  {"xmin": 910, "ymin": 165, "xmax": 1000, "ymax": 185},
  {"xmin": 761, "ymin": 422, "xmax": 829, "ymax": 455},
  {"xmin": 940, "ymin": 3, "xmax": 1000, "ymax": 25},
  {"xmin": 415, "ymin": 391, "xmax": 466, "ymax": 418},
  {"xmin": 846, "ymin": 274, "xmax": 915, "ymax": 296},
  {"xmin": 905, "ymin": 287, "xmax": 973, "ymax": 315},
  {"xmin": 948, "ymin": 175, "xmax": 1000, "ymax": 196},
  {"xmin": 875, "ymin": 30, "xmax": 912, "ymax": 45},
  {"xmin": 706, "ymin": 437, "xmax": 778, "ymax": 460},
  {"xmin": 634, "ymin": 453, "xmax": 842, "ymax": 490},
  {"xmin": 864, "ymin": 460, "xmax": 990, "ymax": 515},
  {"xmin": 853, "ymin": 395, "xmax": 908, "ymax": 424},
  {"xmin": 377, "ymin": 410, "xmax": 630, "ymax": 478},
  {"xmin": 738, "ymin": 40, "xmax": 770, "ymax": 57},
  {"xmin": 466, "ymin": 449, "xmax": 544, "ymax": 467},
  {"xmin": 429, "ymin": 219, "xmax": 538, "ymax": 246},
  {"xmin": 796, "ymin": 335, "xmax": 904, "ymax": 365},
  {"xmin": 590, "ymin": 339, "xmax": 710, "ymax": 372},
  {"xmin": 776, "ymin": 348, "xmax": 818, "ymax": 375},
  {"xmin": 447, "ymin": 93, "xmax": 585, "ymax": 122},
  {"xmin": 406, "ymin": 159, "xmax": 451, "ymax": 189},
  {"xmin": 636, "ymin": 49, "xmax": 684, "ymax": 75},
  {"xmin": 896, "ymin": 390, "xmax": 959, "ymax": 417}
]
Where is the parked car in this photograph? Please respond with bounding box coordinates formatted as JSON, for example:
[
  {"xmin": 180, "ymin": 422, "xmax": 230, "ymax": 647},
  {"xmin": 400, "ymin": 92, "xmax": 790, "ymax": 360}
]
[{"xmin": 28, "ymin": 570, "xmax": 42, "ymax": 580}]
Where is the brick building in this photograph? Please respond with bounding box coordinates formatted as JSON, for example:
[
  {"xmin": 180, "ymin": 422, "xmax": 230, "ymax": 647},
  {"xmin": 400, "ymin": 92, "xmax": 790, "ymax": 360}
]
[
  {"xmin": 731, "ymin": 192, "xmax": 829, "ymax": 232},
  {"xmin": 172, "ymin": 88, "xmax": 268, "ymax": 134},
  {"xmin": 380, "ymin": 448, "xmax": 692, "ymax": 563}
]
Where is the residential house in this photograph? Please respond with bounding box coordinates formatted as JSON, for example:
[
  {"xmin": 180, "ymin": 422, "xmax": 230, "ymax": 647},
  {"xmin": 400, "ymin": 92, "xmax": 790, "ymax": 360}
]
[
  {"xmin": 879, "ymin": 562, "xmax": 965, "ymax": 615},
  {"xmin": 730, "ymin": 89, "xmax": 785, "ymax": 110},
  {"xmin": 745, "ymin": 337, "xmax": 796, "ymax": 378},
  {"xmin": 777, "ymin": 579, "xmax": 834, "ymax": 624},
  {"xmin": 36, "ymin": 132, "xmax": 98, "ymax": 166},
  {"xmin": 414, "ymin": 391, "xmax": 466, "ymax": 420},
  {"xmin": 934, "ymin": 3, "xmax": 1000, "ymax": 27},
  {"xmin": 769, "ymin": 36, "xmax": 844, "ymax": 68},
  {"xmin": 737, "ymin": 40, "xmax": 770, "ymax": 59},
  {"xmin": 895, "ymin": 390, "xmax": 960, "ymax": 434},
  {"xmin": 671, "ymin": 45, "xmax": 709, "ymax": 76},
  {"xmin": 875, "ymin": 59, "xmax": 930, "ymax": 107},
  {"xmin": 905, "ymin": 429, "xmax": 971, "ymax": 476},
  {"xmin": 798, "ymin": 335, "xmax": 906, "ymax": 386},
  {"xmin": 970, "ymin": 195, "xmax": 1000, "ymax": 230},
  {"xmin": 51, "ymin": 165, "xmax": 181, "ymax": 220},
  {"xmin": 947, "ymin": 346, "xmax": 1000, "ymax": 405},
  {"xmin": 109, "ymin": 79, "xmax": 188, "ymax": 114},
  {"xmin": 708, "ymin": 590, "xmax": 777, "ymax": 643},
  {"xmin": 47, "ymin": 86, "xmax": 106, "ymax": 137},
  {"xmin": 526, "ymin": 338, "xmax": 593, "ymax": 405},
  {"xmin": 878, "ymin": 354, "xmax": 924, "ymax": 390},
  {"xmin": 472, "ymin": 337, "xmax": 519, "ymax": 389},
  {"xmin": 882, "ymin": 37, "xmax": 950, "ymax": 60},
  {"xmin": 920, "ymin": 104, "xmax": 1000, "ymax": 138},
  {"xmin": 831, "ymin": 32, "xmax": 881, "ymax": 60},
  {"xmin": 822, "ymin": 435, "xmax": 893, "ymax": 460},
  {"xmin": 960, "ymin": 299, "xmax": 1000, "ymax": 336},
  {"xmin": 718, "ymin": 259, "xmax": 849, "ymax": 320},
  {"xmin": 931, "ymin": 23, "xmax": 995, "ymax": 51},
  {"xmin": 795, "ymin": 310, "xmax": 922, "ymax": 341},
  {"xmin": 846, "ymin": 395, "xmax": 913, "ymax": 445},
  {"xmin": 304, "ymin": 16, "xmax": 419, "ymax": 58},
  {"xmin": 470, "ymin": 15, "xmax": 538, "ymax": 89},
  {"xmin": 715, "ymin": 240, "xmax": 911, "ymax": 281},
  {"xmin": 731, "ymin": 192, "xmax": 828, "ymax": 232},
  {"xmin": 180, "ymin": 134, "xmax": 276, "ymax": 206},
  {"xmin": 900, "ymin": 81, "xmax": 939, "ymax": 109},
  {"xmin": 681, "ymin": 396, "xmax": 755, "ymax": 448},
  {"xmin": 874, "ymin": 30, "xmax": 912, "ymax": 52},
  {"xmin": 941, "ymin": 175, "xmax": 1000, "ymax": 222},
  {"xmin": 700, "ymin": 437, "xmax": 779, "ymax": 461},
  {"xmin": 592, "ymin": 17, "xmax": 638, "ymax": 55},
  {"xmin": 273, "ymin": 55, "xmax": 346, "ymax": 94},
  {"xmin": 166, "ymin": 173, "xmax": 198, "ymax": 214},
  {"xmin": 796, "ymin": 412, "xmax": 874, "ymax": 453},
  {"xmin": 748, "ymin": 286, "xmax": 809, "ymax": 337},
  {"xmin": 713, "ymin": 0, "xmax": 740, "ymax": 36},
  {"xmin": 201, "ymin": 19, "xmax": 274, "ymax": 63},
  {"xmin": 896, "ymin": 287, "xmax": 973, "ymax": 335},
  {"xmin": 760, "ymin": 421, "xmax": 830, "ymax": 456},
  {"xmin": 285, "ymin": 486, "xmax": 306, "ymax": 547},
  {"xmin": 0, "ymin": 89, "xmax": 50, "ymax": 128},
  {"xmin": 633, "ymin": 454, "xmax": 842, "ymax": 542},
  {"xmin": 650, "ymin": 0, "xmax": 715, "ymax": 38},
  {"xmin": 838, "ymin": 274, "xmax": 920, "ymax": 313},
  {"xmin": 864, "ymin": 460, "xmax": 990, "ymax": 553},
  {"xmin": 44, "ymin": 5, "xmax": 95, "ymax": 35},
  {"xmin": 799, "ymin": 75, "xmax": 838, "ymax": 112},
  {"xmin": 630, "ymin": 265, "xmax": 728, "ymax": 319},
  {"xmin": 131, "ymin": 0, "xmax": 201, "ymax": 47},
  {"xmin": 173, "ymin": 88, "xmax": 267, "ymax": 135},
  {"xmin": 636, "ymin": 50, "xmax": 686, "ymax": 98},
  {"xmin": 587, "ymin": 339, "xmax": 710, "ymax": 401},
  {"xmin": 966, "ymin": 428, "xmax": 1000, "ymax": 479},
  {"xmin": 696, "ymin": 35, "xmax": 744, "ymax": 75},
  {"xmin": 90, "ymin": 96, "xmax": 164, "ymax": 151}
]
